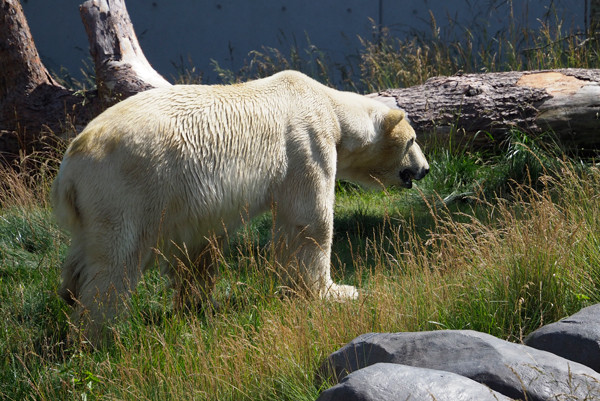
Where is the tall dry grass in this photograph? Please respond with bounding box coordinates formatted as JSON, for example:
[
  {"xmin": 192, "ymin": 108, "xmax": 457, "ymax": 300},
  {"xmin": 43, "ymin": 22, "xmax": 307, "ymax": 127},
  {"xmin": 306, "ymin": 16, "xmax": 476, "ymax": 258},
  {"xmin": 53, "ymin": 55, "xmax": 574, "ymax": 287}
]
[{"xmin": 15, "ymin": 159, "xmax": 594, "ymax": 400}]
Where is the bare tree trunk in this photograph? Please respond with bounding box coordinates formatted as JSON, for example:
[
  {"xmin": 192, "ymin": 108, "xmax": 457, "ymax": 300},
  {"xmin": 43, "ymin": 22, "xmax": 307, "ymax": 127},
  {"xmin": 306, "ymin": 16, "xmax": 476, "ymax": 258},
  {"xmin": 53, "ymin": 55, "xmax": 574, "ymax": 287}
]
[
  {"xmin": 370, "ymin": 69, "xmax": 600, "ymax": 150},
  {"xmin": 0, "ymin": 0, "xmax": 170, "ymax": 162},
  {"xmin": 0, "ymin": 0, "xmax": 86, "ymax": 162},
  {"xmin": 79, "ymin": 0, "xmax": 171, "ymax": 105}
]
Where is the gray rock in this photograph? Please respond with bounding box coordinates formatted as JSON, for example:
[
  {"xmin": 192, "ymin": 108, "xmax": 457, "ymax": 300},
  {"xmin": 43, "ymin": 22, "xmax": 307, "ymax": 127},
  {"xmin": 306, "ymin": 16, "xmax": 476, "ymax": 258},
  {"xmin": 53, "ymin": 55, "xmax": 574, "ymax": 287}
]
[
  {"xmin": 525, "ymin": 303, "xmax": 600, "ymax": 372},
  {"xmin": 321, "ymin": 330, "xmax": 600, "ymax": 401},
  {"xmin": 317, "ymin": 362, "xmax": 512, "ymax": 401}
]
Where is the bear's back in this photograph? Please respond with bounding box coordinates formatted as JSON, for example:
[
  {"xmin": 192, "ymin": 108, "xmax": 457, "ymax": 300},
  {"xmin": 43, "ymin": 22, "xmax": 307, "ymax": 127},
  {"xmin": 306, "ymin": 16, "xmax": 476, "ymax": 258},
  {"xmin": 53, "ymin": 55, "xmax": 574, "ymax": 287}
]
[{"xmin": 59, "ymin": 74, "xmax": 339, "ymax": 229}]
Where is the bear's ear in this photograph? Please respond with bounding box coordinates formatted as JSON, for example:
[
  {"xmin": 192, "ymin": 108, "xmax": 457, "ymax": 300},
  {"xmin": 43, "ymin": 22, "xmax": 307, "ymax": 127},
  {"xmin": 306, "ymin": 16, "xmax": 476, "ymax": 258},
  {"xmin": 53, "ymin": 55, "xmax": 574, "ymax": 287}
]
[{"xmin": 382, "ymin": 109, "xmax": 405, "ymax": 135}]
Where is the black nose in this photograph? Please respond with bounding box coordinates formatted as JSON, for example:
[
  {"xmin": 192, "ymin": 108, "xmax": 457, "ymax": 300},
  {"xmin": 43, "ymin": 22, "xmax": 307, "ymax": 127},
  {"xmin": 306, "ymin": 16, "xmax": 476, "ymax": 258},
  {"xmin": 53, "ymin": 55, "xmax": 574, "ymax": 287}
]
[{"xmin": 404, "ymin": 167, "xmax": 428, "ymax": 181}]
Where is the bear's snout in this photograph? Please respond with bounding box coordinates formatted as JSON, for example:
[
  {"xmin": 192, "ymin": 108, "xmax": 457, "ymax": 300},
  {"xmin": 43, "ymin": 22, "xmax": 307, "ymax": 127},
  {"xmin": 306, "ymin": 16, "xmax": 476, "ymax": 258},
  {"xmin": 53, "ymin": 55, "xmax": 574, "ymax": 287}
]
[{"xmin": 400, "ymin": 167, "xmax": 429, "ymax": 188}]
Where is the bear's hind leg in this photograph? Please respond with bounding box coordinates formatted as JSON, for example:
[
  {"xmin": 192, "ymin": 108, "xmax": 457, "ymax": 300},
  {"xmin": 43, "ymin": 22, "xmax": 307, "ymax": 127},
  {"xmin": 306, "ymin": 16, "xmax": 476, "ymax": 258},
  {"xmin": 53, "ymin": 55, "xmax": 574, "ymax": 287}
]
[
  {"xmin": 59, "ymin": 239, "xmax": 86, "ymax": 305},
  {"xmin": 69, "ymin": 232, "xmax": 153, "ymax": 346}
]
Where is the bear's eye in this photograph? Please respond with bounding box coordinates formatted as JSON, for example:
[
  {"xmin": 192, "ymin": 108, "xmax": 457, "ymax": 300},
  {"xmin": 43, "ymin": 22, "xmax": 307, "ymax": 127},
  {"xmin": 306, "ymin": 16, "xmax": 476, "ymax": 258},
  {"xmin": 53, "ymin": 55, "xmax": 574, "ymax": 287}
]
[{"xmin": 407, "ymin": 138, "xmax": 415, "ymax": 147}]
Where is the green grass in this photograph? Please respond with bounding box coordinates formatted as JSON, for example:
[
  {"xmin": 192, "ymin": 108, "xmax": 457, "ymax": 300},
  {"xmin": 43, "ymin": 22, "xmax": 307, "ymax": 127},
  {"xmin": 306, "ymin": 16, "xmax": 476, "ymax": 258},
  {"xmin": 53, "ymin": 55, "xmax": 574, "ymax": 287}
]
[{"xmin": 2, "ymin": 136, "xmax": 600, "ymax": 400}]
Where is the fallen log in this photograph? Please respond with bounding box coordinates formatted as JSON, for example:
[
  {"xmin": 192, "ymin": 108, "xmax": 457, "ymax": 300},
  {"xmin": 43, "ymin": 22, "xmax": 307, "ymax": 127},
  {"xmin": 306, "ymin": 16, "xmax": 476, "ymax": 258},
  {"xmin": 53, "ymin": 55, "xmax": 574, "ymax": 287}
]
[{"xmin": 370, "ymin": 69, "xmax": 600, "ymax": 150}]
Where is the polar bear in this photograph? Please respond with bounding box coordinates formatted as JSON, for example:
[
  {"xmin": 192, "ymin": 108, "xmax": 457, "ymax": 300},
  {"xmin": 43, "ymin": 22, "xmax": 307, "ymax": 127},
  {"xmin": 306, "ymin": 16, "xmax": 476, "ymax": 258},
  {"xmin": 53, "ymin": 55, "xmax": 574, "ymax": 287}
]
[{"xmin": 52, "ymin": 70, "xmax": 429, "ymax": 340}]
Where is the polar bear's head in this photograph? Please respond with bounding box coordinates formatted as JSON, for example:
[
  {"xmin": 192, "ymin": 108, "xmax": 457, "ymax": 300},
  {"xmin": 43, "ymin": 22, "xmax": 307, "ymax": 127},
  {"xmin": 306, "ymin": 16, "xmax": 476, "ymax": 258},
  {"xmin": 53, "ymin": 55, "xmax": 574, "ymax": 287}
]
[
  {"xmin": 380, "ymin": 109, "xmax": 429, "ymax": 188},
  {"xmin": 337, "ymin": 109, "xmax": 429, "ymax": 189}
]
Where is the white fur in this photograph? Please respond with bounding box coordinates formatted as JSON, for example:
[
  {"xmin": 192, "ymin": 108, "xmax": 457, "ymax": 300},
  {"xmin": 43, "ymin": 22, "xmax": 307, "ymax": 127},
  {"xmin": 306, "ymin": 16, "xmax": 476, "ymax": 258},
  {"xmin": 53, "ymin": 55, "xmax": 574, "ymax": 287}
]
[{"xmin": 52, "ymin": 70, "xmax": 429, "ymax": 340}]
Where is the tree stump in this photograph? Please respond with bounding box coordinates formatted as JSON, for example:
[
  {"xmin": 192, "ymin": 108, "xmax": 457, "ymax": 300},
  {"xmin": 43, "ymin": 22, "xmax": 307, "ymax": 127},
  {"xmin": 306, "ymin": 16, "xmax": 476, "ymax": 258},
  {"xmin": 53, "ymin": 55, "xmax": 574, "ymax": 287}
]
[
  {"xmin": 0, "ymin": 0, "xmax": 87, "ymax": 162},
  {"xmin": 0, "ymin": 0, "xmax": 170, "ymax": 163},
  {"xmin": 79, "ymin": 0, "xmax": 171, "ymax": 105},
  {"xmin": 370, "ymin": 69, "xmax": 600, "ymax": 150}
]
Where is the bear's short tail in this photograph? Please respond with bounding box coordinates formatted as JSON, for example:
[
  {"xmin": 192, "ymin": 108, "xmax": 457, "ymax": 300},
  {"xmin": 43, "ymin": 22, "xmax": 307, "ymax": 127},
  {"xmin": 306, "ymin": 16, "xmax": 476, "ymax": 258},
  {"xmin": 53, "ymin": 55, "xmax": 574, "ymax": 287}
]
[
  {"xmin": 51, "ymin": 172, "xmax": 81, "ymax": 232},
  {"xmin": 52, "ymin": 172, "xmax": 85, "ymax": 304}
]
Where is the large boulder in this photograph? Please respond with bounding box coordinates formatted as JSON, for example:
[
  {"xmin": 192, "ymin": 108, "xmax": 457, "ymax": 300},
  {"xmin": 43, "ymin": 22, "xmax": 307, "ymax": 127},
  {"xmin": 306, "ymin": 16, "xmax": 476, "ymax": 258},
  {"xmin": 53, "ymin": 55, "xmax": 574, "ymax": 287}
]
[
  {"xmin": 321, "ymin": 330, "xmax": 600, "ymax": 401},
  {"xmin": 316, "ymin": 362, "xmax": 512, "ymax": 401},
  {"xmin": 525, "ymin": 303, "xmax": 600, "ymax": 372}
]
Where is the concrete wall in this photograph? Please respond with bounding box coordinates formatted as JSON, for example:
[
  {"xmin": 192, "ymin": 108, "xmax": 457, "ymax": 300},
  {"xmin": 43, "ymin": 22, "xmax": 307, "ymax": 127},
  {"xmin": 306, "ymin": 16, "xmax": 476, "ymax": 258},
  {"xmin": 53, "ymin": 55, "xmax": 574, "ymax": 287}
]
[{"xmin": 21, "ymin": 0, "xmax": 585, "ymax": 84}]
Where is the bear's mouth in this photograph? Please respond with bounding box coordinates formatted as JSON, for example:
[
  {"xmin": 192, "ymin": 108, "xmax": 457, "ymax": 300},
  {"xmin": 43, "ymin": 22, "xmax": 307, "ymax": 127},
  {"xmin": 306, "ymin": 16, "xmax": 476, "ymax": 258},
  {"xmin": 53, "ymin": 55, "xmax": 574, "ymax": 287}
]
[{"xmin": 399, "ymin": 170, "xmax": 413, "ymax": 188}]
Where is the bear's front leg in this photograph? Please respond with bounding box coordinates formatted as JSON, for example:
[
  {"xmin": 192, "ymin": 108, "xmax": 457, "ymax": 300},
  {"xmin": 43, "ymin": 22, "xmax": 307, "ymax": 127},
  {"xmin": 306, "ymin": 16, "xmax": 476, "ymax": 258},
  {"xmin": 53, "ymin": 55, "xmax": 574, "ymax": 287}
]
[
  {"xmin": 274, "ymin": 179, "xmax": 358, "ymax": 300},
  {"xmin": 169, "ymin": 240, "xmax": 220, "ymax": 312}
]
